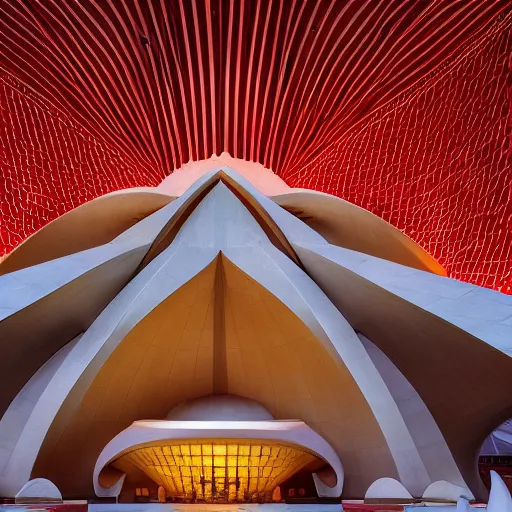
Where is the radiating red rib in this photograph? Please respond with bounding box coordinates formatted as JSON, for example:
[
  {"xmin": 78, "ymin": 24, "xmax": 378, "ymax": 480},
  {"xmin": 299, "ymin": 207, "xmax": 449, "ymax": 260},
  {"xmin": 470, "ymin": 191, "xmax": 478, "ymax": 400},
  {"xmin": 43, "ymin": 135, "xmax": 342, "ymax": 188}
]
[
  {"xmin": 4, "ymin": 4, "xmax": 143, "ymax": 166},
  {"xmin": 223, "ymin": 0, "xmax": 234, "ymax": 154},
  {"xmin": 267, "ymin": 0, "xmax": 307, "ymax": 168},
  {"xmin": 178, "ymin": 0, "xmax": 200, "ymax": 162},
  {"xmin": 257, "ymin": 0, "xmax": 283, "ymax": 163},
  {"xmin": 243, "ymin": 0, "xmax": 261, "ymax": 161},
  {"xmin": 250, "ymin": 0, "xmax": 271, "ymax": 162},
  {"xmin": 1, "ymin": 0, "xmax": 511, "ymax": 292},
  {"xmin": 232, "ymin": 0, "xmax": 245, "ymax": 158}
]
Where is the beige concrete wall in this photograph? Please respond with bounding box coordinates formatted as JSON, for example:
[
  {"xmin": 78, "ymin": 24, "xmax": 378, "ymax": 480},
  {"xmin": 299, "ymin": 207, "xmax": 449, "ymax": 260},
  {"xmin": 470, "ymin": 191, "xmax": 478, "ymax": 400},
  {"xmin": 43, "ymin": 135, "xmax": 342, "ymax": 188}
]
[
  {"xmin": 32, "ymin": 256, "xmax": 397, "ymax": 498},
  {"xmin": 0, "ymin": 247, "xmax": 146, "ymax": 417},
  {"xmin": 272, "ymin": 190, "xmax": 445, "ymax": 275},
  {"xmin": 0, "ymin": 191, "xmax": 173, "ymax": 275},
  {"xmin": 32, "ymin": 260, "xmax": 217, "ymax": 497}
]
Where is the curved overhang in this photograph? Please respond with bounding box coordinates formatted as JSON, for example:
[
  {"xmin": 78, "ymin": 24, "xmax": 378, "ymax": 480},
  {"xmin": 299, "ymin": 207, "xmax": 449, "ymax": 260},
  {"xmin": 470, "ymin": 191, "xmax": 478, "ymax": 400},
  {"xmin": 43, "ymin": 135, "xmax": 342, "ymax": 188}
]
[
  {"xmin": 271, "ymin": 189, "xmax": 446, "ymax": 275},
  {"xmin": 0, "ymin": 189, "xmax": 175, "ymax": 275},
  {"xmin": 93, "ymin": 420, "xmax": 343, "ymax": 498}
]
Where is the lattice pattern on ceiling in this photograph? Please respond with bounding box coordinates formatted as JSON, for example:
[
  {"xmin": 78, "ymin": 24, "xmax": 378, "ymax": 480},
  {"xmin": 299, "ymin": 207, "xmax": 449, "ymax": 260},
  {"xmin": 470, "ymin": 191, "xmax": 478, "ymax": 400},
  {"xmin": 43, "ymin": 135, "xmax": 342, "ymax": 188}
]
[
  {"xmin": 1, "ymin": 1, "xmax": 511, "ymax": 292},
  {"xmin": 287, "ymin": 15, "xmax": 512, "ymax": 292},
  {"xmin": 115, "ymin": 441, "xmax": 317, "ymax": 502}
]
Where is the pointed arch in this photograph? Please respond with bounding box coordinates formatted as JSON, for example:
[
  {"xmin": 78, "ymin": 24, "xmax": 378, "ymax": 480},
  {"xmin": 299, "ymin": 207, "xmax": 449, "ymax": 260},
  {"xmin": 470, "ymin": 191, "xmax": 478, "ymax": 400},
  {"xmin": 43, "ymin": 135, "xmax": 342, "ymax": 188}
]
[{"xmin": 138, "ymin": 170, "xmax": 302, "ymax": 270}]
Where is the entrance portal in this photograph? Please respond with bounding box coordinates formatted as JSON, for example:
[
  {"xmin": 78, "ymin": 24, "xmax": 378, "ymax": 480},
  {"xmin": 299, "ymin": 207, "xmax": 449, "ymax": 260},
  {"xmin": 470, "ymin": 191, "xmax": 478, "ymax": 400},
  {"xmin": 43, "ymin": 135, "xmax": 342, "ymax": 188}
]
[{"xmin": 116, "ymin": 439, "xmax": 317, "ymax": 502}]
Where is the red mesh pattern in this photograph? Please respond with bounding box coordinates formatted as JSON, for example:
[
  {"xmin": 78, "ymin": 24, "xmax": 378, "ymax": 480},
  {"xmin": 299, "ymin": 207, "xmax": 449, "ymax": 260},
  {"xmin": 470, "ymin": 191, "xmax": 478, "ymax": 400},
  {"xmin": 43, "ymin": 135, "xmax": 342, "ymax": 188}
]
[
  {"xmin": 1, "ymin": 1, "xmax": 511, "ymax": 292},
  {"xmin": 1, "ymin": 75, "xmax": 160, "ymax": 252},
  {"xmin": 287, "ymin": 20, "xmax": 512, "ymax": 293}
]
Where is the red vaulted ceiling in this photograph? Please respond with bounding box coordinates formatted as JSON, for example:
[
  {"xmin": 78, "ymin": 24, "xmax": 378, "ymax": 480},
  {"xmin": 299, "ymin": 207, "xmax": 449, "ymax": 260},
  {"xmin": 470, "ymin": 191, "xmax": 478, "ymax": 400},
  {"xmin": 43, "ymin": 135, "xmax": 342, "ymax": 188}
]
[{"xmin": 1, "ymin": 1, "xmax": 511, "ymax": 292}]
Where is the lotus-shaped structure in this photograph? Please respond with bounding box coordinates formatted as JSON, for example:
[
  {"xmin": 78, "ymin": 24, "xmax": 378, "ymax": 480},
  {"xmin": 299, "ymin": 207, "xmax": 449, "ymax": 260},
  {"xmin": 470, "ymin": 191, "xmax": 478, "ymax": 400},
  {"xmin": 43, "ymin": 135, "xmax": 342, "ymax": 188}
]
[{"xmin": 0, "ymin": 159, "xmax": 511, "ymax": 503}]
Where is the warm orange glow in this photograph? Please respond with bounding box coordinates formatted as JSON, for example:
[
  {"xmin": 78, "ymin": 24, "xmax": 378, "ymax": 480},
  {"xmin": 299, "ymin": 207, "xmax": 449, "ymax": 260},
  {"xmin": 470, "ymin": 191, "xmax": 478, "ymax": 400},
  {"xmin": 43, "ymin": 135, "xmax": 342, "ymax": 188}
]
[{"xmin": 114, "ymin": 439, "xmax": 318, "ymax": 502}]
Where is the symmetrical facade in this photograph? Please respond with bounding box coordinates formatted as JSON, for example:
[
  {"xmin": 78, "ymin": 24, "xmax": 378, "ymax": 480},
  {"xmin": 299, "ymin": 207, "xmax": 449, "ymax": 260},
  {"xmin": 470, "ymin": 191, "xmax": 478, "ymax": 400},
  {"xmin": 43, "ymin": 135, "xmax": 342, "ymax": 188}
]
[{"xmin": 1, "ymin": 159, "xmax": 511, "ymax": 503}]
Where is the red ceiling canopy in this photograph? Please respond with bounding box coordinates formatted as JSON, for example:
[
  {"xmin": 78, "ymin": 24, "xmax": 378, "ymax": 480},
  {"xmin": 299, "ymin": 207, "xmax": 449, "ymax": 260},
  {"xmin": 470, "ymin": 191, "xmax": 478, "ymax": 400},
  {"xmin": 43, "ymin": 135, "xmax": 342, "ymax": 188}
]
[{"xmin": 1, "ymin": 0, "xmax": 511, "ymax": 292}]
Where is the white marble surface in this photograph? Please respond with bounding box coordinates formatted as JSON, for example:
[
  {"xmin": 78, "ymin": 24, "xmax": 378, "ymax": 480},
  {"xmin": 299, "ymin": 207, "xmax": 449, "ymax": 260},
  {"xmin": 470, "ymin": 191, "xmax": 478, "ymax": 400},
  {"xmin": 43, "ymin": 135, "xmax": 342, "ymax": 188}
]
[
  {"xmin": 487, "ymin": 470, "xmax": 512, "ymax": 512},
  {"xmin": 220, "ymin": 168, "xmax": 328, "ymax": 247},
  {"xmin": 0, "ymin": 336, "xmax": 80, "ymax": 475},
  {"xmin": 295, "ymin": 243, "xmax": 512, "ymax": 356},
  {"xmin": 15, "ymin": 478, "xmax": 62, "ymax": 501},
  {"xmin": 359, "ymin": 335, "xmax": 469, "ymax": 493},
  {"xmin": 365, "ymin": 478, "xmax": 412, "ymax": 499},
  {"xmin": 422, "ymin": 480, "xmax": 474, "ymax": 501}
]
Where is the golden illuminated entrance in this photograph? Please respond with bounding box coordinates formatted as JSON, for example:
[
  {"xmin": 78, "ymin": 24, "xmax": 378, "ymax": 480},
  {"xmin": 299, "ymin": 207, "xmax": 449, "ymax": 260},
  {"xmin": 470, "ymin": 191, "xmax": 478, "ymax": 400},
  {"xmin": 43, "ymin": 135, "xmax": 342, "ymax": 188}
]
[{"xmin": 114, "ymin": 439, "xmax": 319, "ymax": 502}]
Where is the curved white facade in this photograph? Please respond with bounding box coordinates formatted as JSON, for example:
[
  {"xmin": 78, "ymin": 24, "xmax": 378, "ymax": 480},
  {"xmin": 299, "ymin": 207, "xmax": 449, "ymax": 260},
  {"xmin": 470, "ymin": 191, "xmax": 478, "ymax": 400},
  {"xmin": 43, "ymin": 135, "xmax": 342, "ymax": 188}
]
[{"xmin": 0, "ymin": 161, "xmax": 511, "ymax": 502}]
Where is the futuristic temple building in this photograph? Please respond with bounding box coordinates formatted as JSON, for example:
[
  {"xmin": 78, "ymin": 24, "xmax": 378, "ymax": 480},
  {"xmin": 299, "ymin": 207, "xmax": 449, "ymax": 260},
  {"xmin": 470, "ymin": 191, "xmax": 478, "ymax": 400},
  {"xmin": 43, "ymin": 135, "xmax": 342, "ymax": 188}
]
[
  {"xmin": 0, "ymin": 158, "xmax": 511, "ymax": 506},
  {"xmin": 1, "ymin": 0, "xmax": 512, "ymax": 509}
]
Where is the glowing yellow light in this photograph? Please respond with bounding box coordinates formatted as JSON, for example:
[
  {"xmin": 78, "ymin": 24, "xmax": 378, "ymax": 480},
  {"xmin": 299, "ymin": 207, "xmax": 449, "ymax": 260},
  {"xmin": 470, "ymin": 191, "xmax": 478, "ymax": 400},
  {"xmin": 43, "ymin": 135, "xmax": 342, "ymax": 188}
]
[{"xmin": 115, "ymin": 439, "xmax": 318, "ymax": 502}]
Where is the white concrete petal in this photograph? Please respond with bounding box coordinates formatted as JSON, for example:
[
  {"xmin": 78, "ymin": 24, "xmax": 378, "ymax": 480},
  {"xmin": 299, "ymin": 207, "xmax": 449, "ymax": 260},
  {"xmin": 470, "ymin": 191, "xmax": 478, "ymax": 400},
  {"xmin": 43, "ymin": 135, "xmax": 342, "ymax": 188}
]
[
  {"xmin": 294, "ymin": 243, "xmax": 512, "ymax": 356},
  {"xmin": 0, "ymin": 166, "xmax": 226, "ymax": 323},
  {"xmin": 0, "ymin": 174, "xmax": 485, "ymax": 501},
  {"xmin": 0, "ymin": 335, "xmax": 81, "ymax": 476},
  {"xmin": 358, "ymin": 334, "xmax": 468, "ymax": 492},
  {"xmin": 487, "ymin": 470, "xmax": 512, "ymax": 512},
  {"xmin": 292, "ymin": 241, "xmax": 512, "ymax": 500},
  {"xmin": 422, "ymin": 480, "xmax": 474, "ymax": 501},
  {"xmin": 271, "ymin": 188, "xmax": 445, "ymax": 275},
  {"xmin": 365, "ymin": 478, "xmax": 413, "ymax": 499},
  {"xmin": 222, "ymin": 245, "xmax": 432, "ymax": 496}
]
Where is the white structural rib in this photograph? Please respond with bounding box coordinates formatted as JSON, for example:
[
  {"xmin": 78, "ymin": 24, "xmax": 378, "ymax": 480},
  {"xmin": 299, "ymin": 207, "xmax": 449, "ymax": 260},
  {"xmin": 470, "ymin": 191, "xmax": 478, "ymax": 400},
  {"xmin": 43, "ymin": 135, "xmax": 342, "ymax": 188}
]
[{"xmin": 294, "ymin": 242, "xmax": 512, "ymax": 356}]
